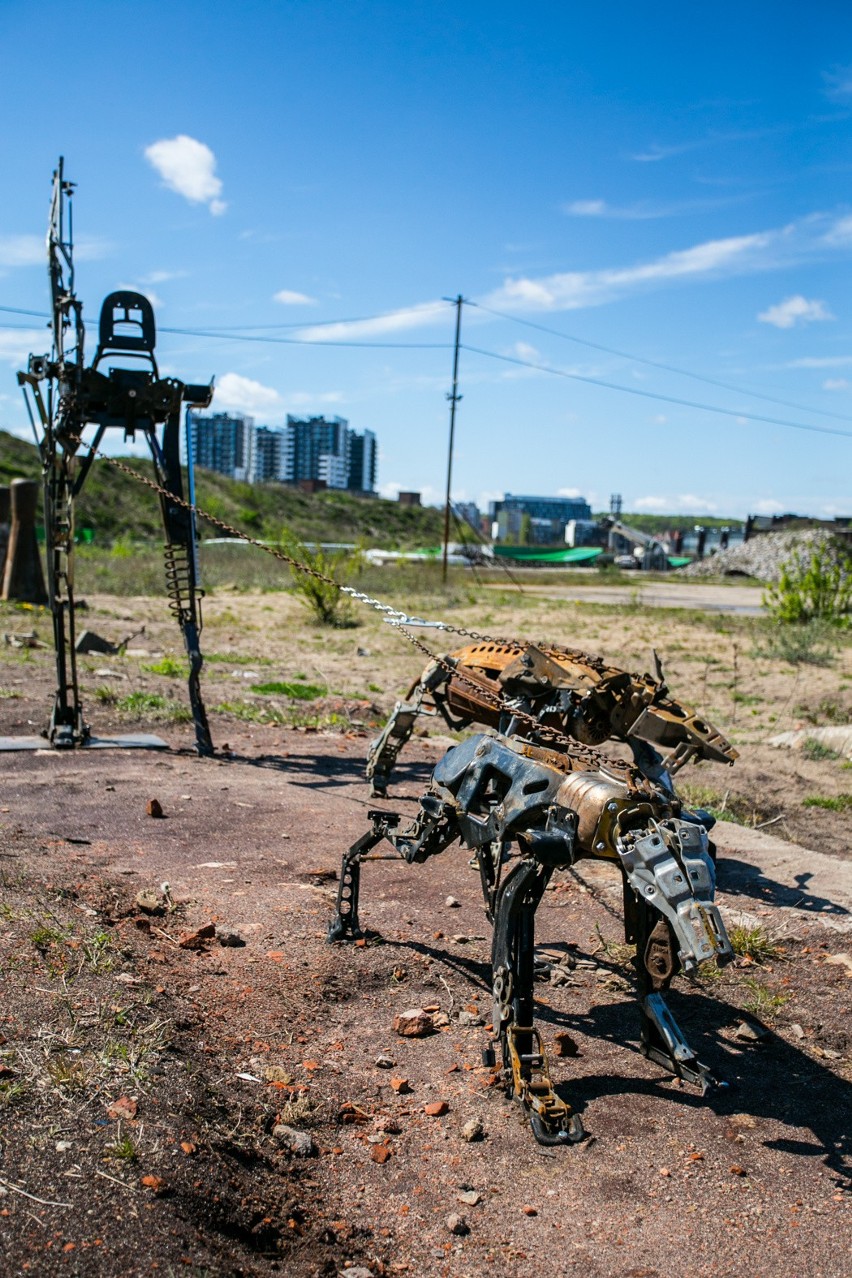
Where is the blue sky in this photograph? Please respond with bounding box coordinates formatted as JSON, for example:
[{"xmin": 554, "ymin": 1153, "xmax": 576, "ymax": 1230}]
[{"xmin": 1, "ymin": 1, "xmax": 851, "ymax": 517}]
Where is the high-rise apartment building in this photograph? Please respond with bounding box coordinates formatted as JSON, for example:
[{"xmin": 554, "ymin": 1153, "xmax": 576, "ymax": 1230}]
[
  {"xmin": 188, "ymin": 412, "xmax": 377, "ymax": 492},
  {"xmin": 347, "ymin": 429, "xmax": 377, "ymax": 493},
  {"xmin": 188, "ymin": 413, "xmax": 254, "ymax": 482}
]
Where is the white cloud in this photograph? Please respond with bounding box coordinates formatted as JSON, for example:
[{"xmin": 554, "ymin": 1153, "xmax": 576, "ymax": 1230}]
[
  {"xmin": 140, "ymin": 269, "xmax": 187, "ymax": 284},
  {"xmin": 296, "ymin": 300, "xmax": 450, "ymax": 342},
  {"xmin": 378, "ymin": 481, "xmax": 442, "ymax": 506},
  {"xmin": 823, "ymin": 378, "xmax": 850, "ymax": 391},
  {"xmin": 557, "ymin": 487, "xmax": 585, "ymax": 498},
  {"xmin": 758, "ymin": 295, "xmax": 833, "ymax": 329},
  {"xmin": 273, "ymin": 289, "xmax": 316, "ymax": 306},
  {"xmin": 634, "ymin": 493, "xmax": 718, "ymax": 514},
  {"xmin": 0, "ymin": 234, "xmax": 107, "ymax": 269},
  {"xmin": 823, "ymin": 65, "xmax": 852, "ymax": 101},
  {"xmin": 787, "ymin": 355, "xmax": 852, "ymax": 369},
  {"xmin": 0, "ymin": 329, "xmax": 49, "ymax": 366},
  {"xmin": 213, "ymin": 372, "xmax": 279, "ymax": 414},
  {"xmin": 631, "ymin": 142, "xmax": 695, "ymax": 163},
  {"xmin": 752, "ymin": 498, "xmax": 785, "ymax": 515},
  {"xmin": 561, "ymin": 196, "xmax": 730, "ymax": 221},
  {"xmin": 0, "ymin": 235, "xmax": 45, "ymax": 267},
  {"xmin": 288, "ymin": 391, "xmax": 344, "ymax": 406},
  {"xmin": 119, "ymin": 283, "xmax": 163, "ymax": 309},
  {"xmin": 823, "ymin": 215, "xmax": 852, "ymax": 246},
  {"xmin": 144, "ymin": 135, "xmax": 226, "ymax": 215},
  {"xmin": 486, "ymin": 231, "xmax": 772, "ymax": 313},
  {"xmin": 564, "ymin": 200, "xmax": 607, "ymax": 216}
]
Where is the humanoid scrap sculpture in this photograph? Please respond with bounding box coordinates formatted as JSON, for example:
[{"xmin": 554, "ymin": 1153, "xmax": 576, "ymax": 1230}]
[
  {"xmin": 14, "ymin": 160, "xmax": 215, "ymax": 753},
  {"xmin": 331, "ymin": 730, "xmax": 733, "ymax": 1145},
  {"xmin": 367, "ymin": 639, "xmax": 737, "ymax": 797}
]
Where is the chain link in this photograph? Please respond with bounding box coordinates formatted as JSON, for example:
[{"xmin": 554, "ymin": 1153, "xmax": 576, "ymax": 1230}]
[{"xmin": 96, "ymin": 451, "xmax": 634, "ymax": 783}]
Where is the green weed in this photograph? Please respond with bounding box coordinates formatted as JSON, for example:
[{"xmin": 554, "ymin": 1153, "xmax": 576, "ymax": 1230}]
[
  {"xmin": 251, "ymin": 679, "xmax": 325, "ymax": 700},
  {"xmin": 105, "ymin": 1135, "xmax": 137, "ymax": 1161},
  {"xmin": 752, "ymin": 621, "xmax": 837, "ymax": 667},
  {"xmin": 795, "ymin": 697, "xmax": 849, "ymax": 726},
  {"xmin": 141, "ymin": 655, "xmax": 187, "ymax": 678},
  {"xmin": 802, "ymin": 738, "xmax": 841, "ymax": 762},
  {"xmin": 115, "ymin": 692, "xmax": 192, "ymax": 723},
  {"xmin": 742, "ymin": 978, "xmax": 789, "ymax": 1020},
  {"xmin": 802, "ymin": 793, "xmax": 852, "ymax": 812},
  {"xmin": 728, "ymin": 925, "xmax": 779, "ymax": 963},
  {"xmin": 214, "ymin": 700, "xmax": 287, "ymax": 725}
]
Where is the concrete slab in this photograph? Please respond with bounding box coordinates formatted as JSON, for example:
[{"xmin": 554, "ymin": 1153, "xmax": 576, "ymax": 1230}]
[{"xmin": 713, "ymin": 818, "xmax": 852, "ymax": 932}]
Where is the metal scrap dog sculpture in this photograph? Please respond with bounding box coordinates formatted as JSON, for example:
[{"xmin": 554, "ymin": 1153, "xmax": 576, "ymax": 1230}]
[
  {"xmin": 331, "ymin": 730, "xmax": 733, "ymax": 1145},
  {"xmin": 367, "ymin": 640, "xmax": 736, "ymax": 797}
]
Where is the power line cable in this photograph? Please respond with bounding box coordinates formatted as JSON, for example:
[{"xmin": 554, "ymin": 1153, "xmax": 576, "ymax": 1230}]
[
  {"xmin": 462, "ymin": 343, "xmax": 852, "ymax": 440},
  {"xmin": 0, "ymin": 316, "xmax": 449, "ymax": 351},
  {"xmin": 159, "ymin": 325, "xmax": 451, "ymax": 350},
  {"xmin": 469, "ymin": 300, "xmax": 852, "ymax": 425}
]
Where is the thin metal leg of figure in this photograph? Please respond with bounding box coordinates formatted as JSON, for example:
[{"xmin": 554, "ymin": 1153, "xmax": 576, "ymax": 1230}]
[
  {"xmin": 630, "ymin": 895, "xmax": 726, "ymax": 1093},
  {"xmin": 151, "ymin": 418, "xmax": 214, "ymax": 757},
  {"xmin": 492, "ymin": 859, "xmax": 584, "ymax": 1145},
  {"xmin": 366, "ymin": 694, "xmax": 424, "ymax": 796},
  {"xmin": 45, "ymin": 450, "xmax": 87, "ymax": 747},
  {"xmin": 327, "ymin": 828, "xmax": 387, "ymax": 941}
]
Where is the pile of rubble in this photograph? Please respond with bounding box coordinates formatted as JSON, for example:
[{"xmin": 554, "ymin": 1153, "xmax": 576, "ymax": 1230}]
[{"xmin": 680, "ymin": 528, "xmax": 845, "ymax": 583}]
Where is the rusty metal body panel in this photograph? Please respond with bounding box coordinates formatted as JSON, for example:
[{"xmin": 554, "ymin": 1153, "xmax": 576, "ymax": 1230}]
[{"xmin": 367, "ymin": 639, "xmax": 736, "ymax": 798}]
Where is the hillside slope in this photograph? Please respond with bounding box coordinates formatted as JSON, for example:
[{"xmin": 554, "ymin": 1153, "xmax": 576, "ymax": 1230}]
[{"xmin": 0, "ymin": 429, "xmax": 444, "ymax": 549}]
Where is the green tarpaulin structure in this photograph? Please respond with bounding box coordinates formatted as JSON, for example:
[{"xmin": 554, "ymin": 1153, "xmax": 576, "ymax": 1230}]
[{"xmin": 492, "ymin": 545, "xmax": 604, "ymax": 564}]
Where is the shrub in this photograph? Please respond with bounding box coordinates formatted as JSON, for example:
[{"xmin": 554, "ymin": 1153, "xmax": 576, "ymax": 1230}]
[
  {"xmin": 764, "ymin": 538, "xmax": 851, "ymax": 626},
  {"xmin": 751, "ymin": 620, "xmax": 837, "ymax": 666},
  {"xmin": 278, "ymin": 529, "xmax": 363, "ymax": 627}
]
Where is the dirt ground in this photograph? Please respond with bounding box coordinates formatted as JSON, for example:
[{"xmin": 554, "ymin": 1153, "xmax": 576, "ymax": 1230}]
[{"xmin": 1, "ymin": 585, "xmax": 851, "ymax": 1277}]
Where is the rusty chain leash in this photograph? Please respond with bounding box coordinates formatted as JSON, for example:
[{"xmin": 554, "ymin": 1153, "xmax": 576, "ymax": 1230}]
[{"xmin": 96, "ymin": 452, "xmax": 636, "ymax": 783}]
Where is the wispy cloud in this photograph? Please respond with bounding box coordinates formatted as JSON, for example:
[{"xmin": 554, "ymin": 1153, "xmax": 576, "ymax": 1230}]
[
  {"xmin": 486, "ymin": 230, "xmax": 773, "ymax": 312},
  {"xmin": 823, "ymin": 378, "xmax": 850, "ymax": 391},
  {"xmin": 140, "ymin": 269, "xmax": 188, "ymax": 284},
  {"xmin": 823, "ymin": 214, "xmax": 852, "ymax": 245},
  {"xmin": 823, "ymin": 64, "xmax": 852, "ymax": 101},
  {"xmin": 213, "ymin": 372, "xmax": 279, "ymax": 414},
  {"xmin": 562, "ymin": 195, "xmax": 745, "ymax": 220},
  {"xmin": 273, "ymin": 289, "xmax": 316, "ymax": 306},
  {"xmin": 632, "ymin": 141, "xmax": 698, "ymax": 163},
  {"xmin": 0, "ymin": 233, "xmax": 108, "ymax": 269},
  {"xmin": 144, "ymin": 136, "xmax": 227, "ymax": 215},
  {"xmin": 119, "ymin": 283, "xmax": 164, "ymax": 309},
  {"xmin": 787, "ymin": 355, "xmax": 852, "ymax": 369},
  {"xmin": 0, "ymin": 235, "xmax": 45, "ymax": 268},
  {"xmin": 296, "ymin": 300, "xmax": 451, "ymax": 342},
  {"xmin": 634, "ymin": 493, "xmax": 718, "ymax": 514},
  {"xmin": 632, "ymin": 126, "xmax": 788, "ymax": 164},
  {"xmin": 288, "ymin": 391, "xmax": 344, "ymax": 406},
  {"xmin": 0, "ymin": 329, "xmax": 49, "ymax": 365},
  {"xmin": 758, "ymin": 295, "xmax": 833, "ymax": 329}
]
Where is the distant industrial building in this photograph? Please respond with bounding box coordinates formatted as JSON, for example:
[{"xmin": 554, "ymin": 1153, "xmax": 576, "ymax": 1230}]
[
  {"xmin": 188, "ymin": 412, "xmax": 377, "ymax": 492},
  {"xmin": 490, "ymin": 493, "xmax": 592, "ymax": 545}
]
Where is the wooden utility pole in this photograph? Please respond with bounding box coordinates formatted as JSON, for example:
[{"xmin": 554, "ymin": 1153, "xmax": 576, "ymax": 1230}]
[{"xmin": 442, "ymin": 294, "xmax": 464, "ymax": 583}]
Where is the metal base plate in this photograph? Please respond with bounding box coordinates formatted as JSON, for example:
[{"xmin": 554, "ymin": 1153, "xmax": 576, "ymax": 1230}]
[{"xmin": 0, "ymin": 733, "xmax": 169, "ymax": 752}]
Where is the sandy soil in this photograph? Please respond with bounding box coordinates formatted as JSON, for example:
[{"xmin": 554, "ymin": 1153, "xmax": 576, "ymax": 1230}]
[{"xmin": 1, "ymin": 587, "xmax": 851, "ymax": 1276}]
